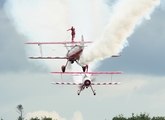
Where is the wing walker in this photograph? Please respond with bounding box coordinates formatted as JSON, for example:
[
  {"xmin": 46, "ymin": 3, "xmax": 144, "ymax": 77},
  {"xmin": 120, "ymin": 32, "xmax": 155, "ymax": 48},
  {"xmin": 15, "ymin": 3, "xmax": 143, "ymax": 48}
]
[{"xmin": 26, "ymin": 27, "xmax": 122, "ymax": 95}]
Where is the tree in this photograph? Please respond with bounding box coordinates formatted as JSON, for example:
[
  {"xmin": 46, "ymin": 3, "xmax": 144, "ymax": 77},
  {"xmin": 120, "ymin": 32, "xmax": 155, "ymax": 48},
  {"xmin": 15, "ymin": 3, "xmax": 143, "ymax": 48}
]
[
  {"xmin": 151, "ymin": 117, "xmax": 165, "ymax": 120},
  {"xmin": 16, "ymin": 104, "xmax": 24, "ymax": 120},
  {"xmin": 29, "ymin": 117, "xmax": 40, "ymax": 120},
  {"xmin": 112, "ymin": 114, "xmax": 127, "ymax": 120},
  {"xmin": 112, "ymin": 113, "xmax": 165, "ymax": 120},
  {"xmin": 41, "ymin": 116, "xmax": 52, "ymax": 120},
  {"xmin": 127, "ymin": 113, "xmax": 150, "ymax": 120},
  {"xmin": 28, "ymin": 117, "xmax": 53, "ymax": 120}
]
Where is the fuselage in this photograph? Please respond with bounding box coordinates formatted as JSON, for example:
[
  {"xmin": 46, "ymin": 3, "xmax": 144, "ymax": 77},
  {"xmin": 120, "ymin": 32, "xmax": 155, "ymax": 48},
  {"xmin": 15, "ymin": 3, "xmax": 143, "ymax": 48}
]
[
  {"xmin": 80, "ymin": 77, "xmax": 91, "ymax": 90},
  {"xmin": 66, "ymin": 44, "xmax": 84, "ymax": 62}
]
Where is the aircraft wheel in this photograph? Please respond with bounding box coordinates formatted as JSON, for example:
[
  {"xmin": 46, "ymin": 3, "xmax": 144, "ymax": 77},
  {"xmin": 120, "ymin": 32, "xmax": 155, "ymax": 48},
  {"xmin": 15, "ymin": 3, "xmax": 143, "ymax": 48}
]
[
  {"xmin": 78, "ymin": 93, "xmax": 80, "ymax": 95},
  {"xmin": 82, "ymin": 66, "xmax": 86, "ymax": 72},
  {"xmin": 61, "ymin": 65, "xmax": 66, "ymax": 72},
  {"xmin": 93, "ymin": 90, "xmax": 96, "ymax": 95}
]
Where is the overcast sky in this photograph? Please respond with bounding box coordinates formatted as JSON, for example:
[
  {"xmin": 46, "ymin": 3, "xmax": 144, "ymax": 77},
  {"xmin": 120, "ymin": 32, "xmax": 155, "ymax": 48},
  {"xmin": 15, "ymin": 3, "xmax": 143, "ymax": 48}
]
[{"xmin": 0, "ymin": 0, "xmax": 165, "ymax": 120}]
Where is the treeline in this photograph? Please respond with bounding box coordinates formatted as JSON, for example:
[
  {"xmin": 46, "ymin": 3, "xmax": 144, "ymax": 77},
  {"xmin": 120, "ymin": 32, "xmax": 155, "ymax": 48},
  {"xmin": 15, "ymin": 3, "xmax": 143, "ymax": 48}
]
[
  {"xmin": 112, "ymin": 113, "xmax": 165, "ymax": 120},
  {"xmin": 25, "ymin": 113, "xmax": 165, "ymax": 120},
  {"xmin": 27, "ymin": 117, "xmax": 54, "ymax": 120}
]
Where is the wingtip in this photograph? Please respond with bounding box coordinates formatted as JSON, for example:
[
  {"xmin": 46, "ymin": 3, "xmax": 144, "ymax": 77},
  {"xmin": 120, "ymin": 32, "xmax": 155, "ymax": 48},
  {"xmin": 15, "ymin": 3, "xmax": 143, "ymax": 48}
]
[{"xmin": 112, "ymin": 54, "xmax": 122, "ymax": 57}]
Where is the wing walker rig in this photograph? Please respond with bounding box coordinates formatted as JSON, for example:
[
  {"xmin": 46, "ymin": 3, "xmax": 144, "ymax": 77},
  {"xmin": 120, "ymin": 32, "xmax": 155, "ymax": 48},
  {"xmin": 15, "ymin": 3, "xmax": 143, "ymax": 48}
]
[{"xmin": 26, "ymin": 26, "xmax": 123, "ymax": 95}]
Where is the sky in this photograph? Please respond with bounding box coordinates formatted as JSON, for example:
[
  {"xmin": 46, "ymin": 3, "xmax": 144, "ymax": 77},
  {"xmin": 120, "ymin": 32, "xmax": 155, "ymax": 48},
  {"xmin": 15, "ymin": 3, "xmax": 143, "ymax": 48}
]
[{"xmin": 0, "ymin": 0, "xmax": 165, "ymax": 120}]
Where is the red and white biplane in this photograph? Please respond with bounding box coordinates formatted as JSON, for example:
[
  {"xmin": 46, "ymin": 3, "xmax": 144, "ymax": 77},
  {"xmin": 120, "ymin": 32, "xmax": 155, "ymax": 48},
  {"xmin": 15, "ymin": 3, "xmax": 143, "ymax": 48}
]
[
  {"xmin": 26, "ymin": 27, "xmax": 121, "ymax": 72},
  {"xmin": 51, "ymin": 71, "xmax": 122, "ymax": 95}
]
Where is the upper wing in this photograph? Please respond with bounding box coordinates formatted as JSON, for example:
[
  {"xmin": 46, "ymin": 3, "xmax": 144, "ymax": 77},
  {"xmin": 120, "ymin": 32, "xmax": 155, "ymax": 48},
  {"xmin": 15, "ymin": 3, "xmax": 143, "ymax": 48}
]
[
  {"xmin": 51, "ymin": 71, "xmax": 123, "ymax": 74},
  {"xmin": 52, "ymin": 82, "xmax": 82, "ymax": 85},
  {"xmin": 51, "ymin": 82, "xmax": 121, "ymax": 85},
  {"xmin": 25, "ymin": 41, "xmax": 92, "ymax": 44},
  {"xmin": 29, "ymin": 56, "xmax": 68, "ymax": 59}
]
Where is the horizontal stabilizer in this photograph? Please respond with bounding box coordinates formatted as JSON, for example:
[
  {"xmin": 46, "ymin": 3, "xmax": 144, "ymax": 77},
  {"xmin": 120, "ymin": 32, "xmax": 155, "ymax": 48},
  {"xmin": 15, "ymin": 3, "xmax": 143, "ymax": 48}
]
[
  {"xmin": 51, "ymin": 71, "xmax": 123, "ymax": 74},
  {"xmin": 51, "ymin": 82, "xmax": 121, "ymax": 85},
  {"xmin": 29, "ymin": 56, "xmax": 67, "ymax": 59},
  {"xmin": 25, "ymin": 41, "xmax": 92, "ymax": 44}
]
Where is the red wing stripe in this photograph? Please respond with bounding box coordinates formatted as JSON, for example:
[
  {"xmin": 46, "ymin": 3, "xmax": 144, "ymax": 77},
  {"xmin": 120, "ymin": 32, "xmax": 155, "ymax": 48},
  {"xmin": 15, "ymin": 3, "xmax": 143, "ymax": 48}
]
[
  {"xmin": 51, "ymin": 82, "xmax": 121, "ymax": 85},
  {"xmin": 29, "ymin": 56, "xmax": 68, "ymax": 59},
  {"xmin": 91, "ymin": 82, "xmax": 121, "ymax": 85},
  {"xmin": 26, "ymin": 41, "xmax": 92, "ymax": 44},
  {"xmin": 51, "ymin": 82, "xmax": 82, "ymax": 85},
  {"xmin": 51, "ymin": 71, "xmax": 123, "ymax": 74}
]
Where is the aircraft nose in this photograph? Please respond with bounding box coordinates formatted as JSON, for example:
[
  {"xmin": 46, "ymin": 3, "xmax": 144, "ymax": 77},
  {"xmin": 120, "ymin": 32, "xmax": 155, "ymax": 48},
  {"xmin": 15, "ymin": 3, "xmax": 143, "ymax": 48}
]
[
  {"xmin": 86, "ymin": 81, "xmax": 89, "ymax": 85},
  {"xmin": 84, "ymin": 80, "xmax": 91, "ymax": 86}
]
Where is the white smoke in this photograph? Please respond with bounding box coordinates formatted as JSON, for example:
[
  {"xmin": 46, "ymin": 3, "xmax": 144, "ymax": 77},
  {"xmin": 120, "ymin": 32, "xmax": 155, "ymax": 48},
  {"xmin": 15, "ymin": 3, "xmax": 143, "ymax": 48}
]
[
  {"xmin": 4, "ymin": 0, "xmax": 160, "ymax": 81},
  {"xmin": 4, "ymin": 0, "xmax": 71, "ymax": 71},
  {"xmin": 79, "ymin": 0, "xmax": 160, "ymax": 66},
  {"xmin": 4, "ymin": 0, "xmax": 110, "ymax": 72}
]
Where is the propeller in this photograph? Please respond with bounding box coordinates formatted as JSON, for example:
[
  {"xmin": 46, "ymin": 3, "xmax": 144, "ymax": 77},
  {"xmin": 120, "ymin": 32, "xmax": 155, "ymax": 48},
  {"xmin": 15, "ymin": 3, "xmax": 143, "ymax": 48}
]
[{"xmin": 91, "ymin": 77, "xmax": 96, "ymax": 82}]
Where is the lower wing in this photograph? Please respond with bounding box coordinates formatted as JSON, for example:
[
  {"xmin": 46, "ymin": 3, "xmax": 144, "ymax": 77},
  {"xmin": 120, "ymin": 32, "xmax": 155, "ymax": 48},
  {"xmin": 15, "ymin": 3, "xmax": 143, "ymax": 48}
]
[
  {"xmin": 51, "ymin": 82, "xmax": 121, "ymax": 85},
  {"xmin": 29, "ymin": 56, "xmax": 68, "ymax": 59},
  {"xmin": 25, "ymin": 41, "xmax": 92, "ymax": 44},
  {"xmin": 51, "ymin": 71, "xmax": 123, "ymax": 74}
]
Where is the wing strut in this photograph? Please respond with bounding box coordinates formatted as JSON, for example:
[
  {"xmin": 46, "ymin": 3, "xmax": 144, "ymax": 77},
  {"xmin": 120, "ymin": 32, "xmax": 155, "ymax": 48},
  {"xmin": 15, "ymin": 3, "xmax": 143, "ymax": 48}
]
[
  {"xmin": 111, "ymin": 74, "xmax": 113, "ymax": 83},
  {"xmin": 38, "ymin": 44, "xmax": 43, "ymax": 56}
]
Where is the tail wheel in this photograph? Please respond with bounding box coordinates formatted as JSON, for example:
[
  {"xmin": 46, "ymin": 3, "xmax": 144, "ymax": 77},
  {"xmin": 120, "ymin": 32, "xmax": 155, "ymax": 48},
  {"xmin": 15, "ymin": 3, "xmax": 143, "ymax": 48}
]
[
  {"xmin": 61, "ymin": 65, "xmax": 66, "ymax": 73},
  {"xmin": 94, "ymin": 93, "xmax": 96, "ymax": 95}
]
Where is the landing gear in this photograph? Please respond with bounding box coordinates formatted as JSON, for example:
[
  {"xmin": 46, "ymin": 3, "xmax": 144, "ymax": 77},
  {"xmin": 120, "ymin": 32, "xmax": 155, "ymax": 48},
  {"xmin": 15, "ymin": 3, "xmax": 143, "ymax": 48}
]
[
  {"xmin": 61, "ymin": 60, "xmax": 69, "ymax": 72},
  {"xmin": 61, "ymin": 65, "xmax": 66, "ymax": 73},
  {"xmin": 71, "ymin": 60, "xmax": 74, "ymax": 64},
  {"xmin": 82, "ymin": 65, "xmax": 88, "ymax": 72},
  {"xmin": 77, "ymin": 90, "xmax": 81, "ymax": 95},
  {"xmin": 82, "ymin": 66, "xmax": 86, "ymax": 72},
  {"xmin": 90, "ymin": 85, "xmax": 96, "ymax": 95},
  {"xmin": 93, "ymin": 90, "xmax": 96, "ymax": 95}
]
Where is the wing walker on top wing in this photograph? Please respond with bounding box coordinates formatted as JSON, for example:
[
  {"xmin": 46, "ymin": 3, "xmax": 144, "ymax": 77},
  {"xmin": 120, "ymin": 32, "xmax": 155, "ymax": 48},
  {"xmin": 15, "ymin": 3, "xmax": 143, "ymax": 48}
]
[{"xmin": 26, "ymin": 26, "xmax": 121, "ymax": 72}]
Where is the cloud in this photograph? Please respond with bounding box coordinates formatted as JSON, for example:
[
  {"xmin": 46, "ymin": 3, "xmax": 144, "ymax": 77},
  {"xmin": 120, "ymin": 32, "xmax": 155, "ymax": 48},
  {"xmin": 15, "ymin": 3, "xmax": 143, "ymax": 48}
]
[
  {"xmin": 160, "ymin": 0, "xmax": 165, "ymax": 10},
  {"xmin": 71, "ymin": 111, "xmax": 83, "ymax": 120},
  {"xmin": 25, "ymin": 111, "xmax": 83, "ymax": 120},
  {"xmin": 25, "ymin": 111, "xmax": 66, "ymax": 120}
]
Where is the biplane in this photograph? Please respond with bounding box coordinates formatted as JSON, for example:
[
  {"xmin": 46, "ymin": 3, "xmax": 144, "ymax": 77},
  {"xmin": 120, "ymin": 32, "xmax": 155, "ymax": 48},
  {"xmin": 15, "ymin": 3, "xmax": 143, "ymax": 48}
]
[
  {"xmin": 51, "ymin": 71, "xmax": 122, "ymax": 95},
  {"xmin": 26, "ymin": 27, "xmax": 121, "ymax": 72}
]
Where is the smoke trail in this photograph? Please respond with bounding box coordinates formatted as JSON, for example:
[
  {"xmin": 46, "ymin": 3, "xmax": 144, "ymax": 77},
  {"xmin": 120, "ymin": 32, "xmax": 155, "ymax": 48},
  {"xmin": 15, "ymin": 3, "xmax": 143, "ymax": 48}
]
[
  {"xmin": 4, "ymin": 0, "xmax": 110, "ymax": 72},
  {"xmin": 79, "ymin": 0, "xmax": 160, "ymax": 66},
  {"xmin": 4, "ymin": 0, "xmax": 72, "ymax": 71}
]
